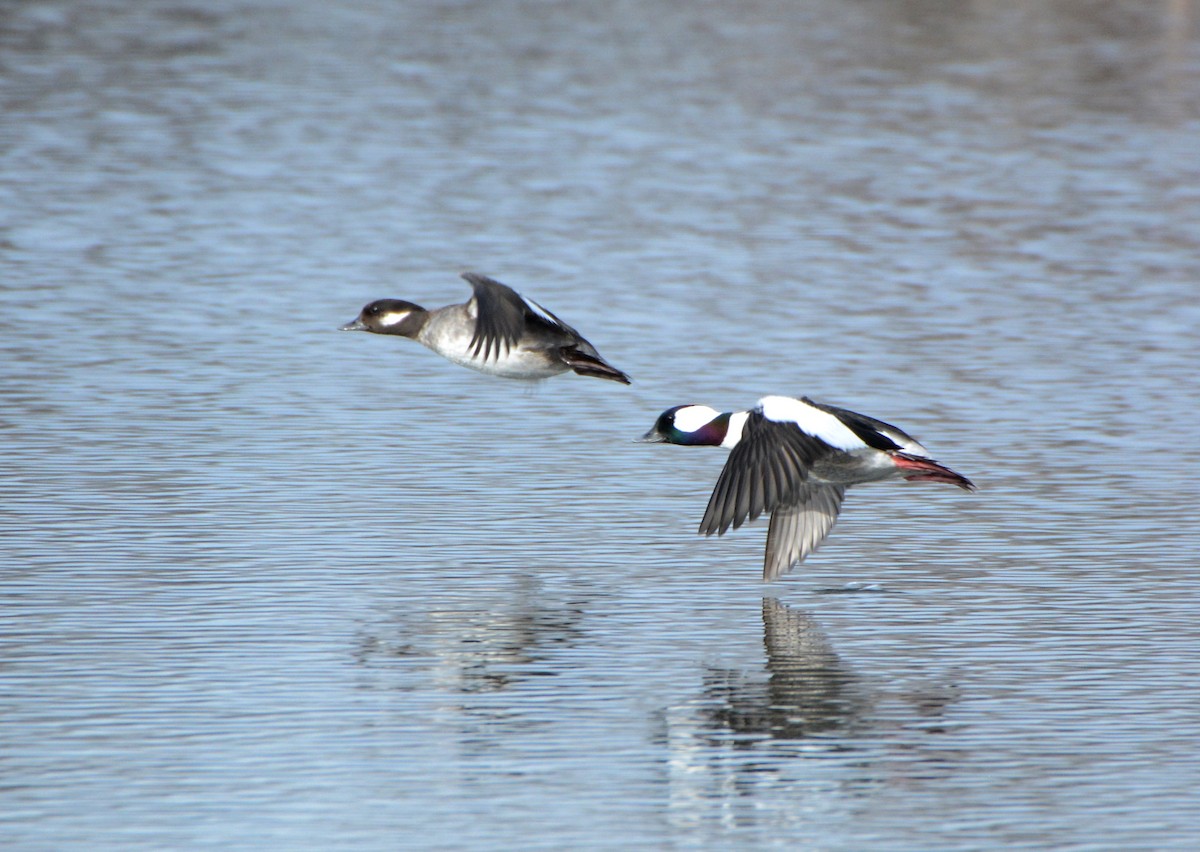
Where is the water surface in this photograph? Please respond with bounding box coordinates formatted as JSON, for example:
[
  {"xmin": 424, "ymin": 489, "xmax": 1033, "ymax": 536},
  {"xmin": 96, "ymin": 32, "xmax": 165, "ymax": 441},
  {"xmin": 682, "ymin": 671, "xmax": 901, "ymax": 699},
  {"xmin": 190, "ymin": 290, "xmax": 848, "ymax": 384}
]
[{"xmin": 3, "ymin": 1, "xmax": 1199, "ymax": 848}]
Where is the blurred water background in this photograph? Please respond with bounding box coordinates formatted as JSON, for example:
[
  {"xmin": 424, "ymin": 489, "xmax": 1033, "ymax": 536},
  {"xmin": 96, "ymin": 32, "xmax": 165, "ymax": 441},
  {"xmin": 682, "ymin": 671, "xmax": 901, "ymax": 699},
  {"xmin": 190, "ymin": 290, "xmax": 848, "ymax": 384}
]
[{"xmin": 2, "ymin": 0, "xmax": 1199, "ymax": 848}]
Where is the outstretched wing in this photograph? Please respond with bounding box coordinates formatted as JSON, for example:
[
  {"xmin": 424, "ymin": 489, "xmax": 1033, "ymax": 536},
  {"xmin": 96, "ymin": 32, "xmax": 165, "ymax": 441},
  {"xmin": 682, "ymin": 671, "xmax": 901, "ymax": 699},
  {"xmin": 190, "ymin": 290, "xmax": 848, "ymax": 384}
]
[
  {"xmin": 699, "ymin": 410, "xmax": 833, "ymax": 537},
  {"xmin": 762, "ymin": 485, "xmax": 845, "ymax": 581},
  {"xmin": 462, "ymin": 272, "xmax": 574, "ymax": 361}
]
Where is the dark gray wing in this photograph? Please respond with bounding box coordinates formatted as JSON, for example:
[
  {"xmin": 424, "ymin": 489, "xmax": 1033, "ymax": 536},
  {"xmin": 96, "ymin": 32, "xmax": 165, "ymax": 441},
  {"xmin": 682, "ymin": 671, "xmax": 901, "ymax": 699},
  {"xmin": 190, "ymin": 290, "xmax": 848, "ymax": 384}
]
[
  {"xmin": 762, "ymin": 485, "xmax": 845, "ymax": 581},
  {"xmin": 699, "ymin": 410, "xmax": 833, "ymax": 537},
  {"xmin": 462, "ymin": 272, "xmax": 574, "ymax": 362}
]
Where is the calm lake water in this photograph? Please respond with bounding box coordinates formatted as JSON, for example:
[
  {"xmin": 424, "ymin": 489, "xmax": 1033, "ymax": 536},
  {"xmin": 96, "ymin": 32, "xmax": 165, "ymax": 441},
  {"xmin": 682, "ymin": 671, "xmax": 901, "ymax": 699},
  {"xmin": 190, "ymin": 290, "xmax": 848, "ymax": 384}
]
[{"xmin": 3, "ymin": 0, "xmax": 1200, "ymax": 848}]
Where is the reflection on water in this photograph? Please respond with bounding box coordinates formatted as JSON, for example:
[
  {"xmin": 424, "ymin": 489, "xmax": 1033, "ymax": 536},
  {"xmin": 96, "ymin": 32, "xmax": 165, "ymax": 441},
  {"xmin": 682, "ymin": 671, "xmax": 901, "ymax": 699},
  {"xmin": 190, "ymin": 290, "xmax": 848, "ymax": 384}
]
[
  {"xmin": 661, "ymin": 598, "xmax": 965, "ymax": 838},
  {"xmin": 354, "ymin": 574, "xmax": 587, "ymax": 694},
  {"xmin": 703, "ymin": 598, "xmax": 868, "ymax": 741}
]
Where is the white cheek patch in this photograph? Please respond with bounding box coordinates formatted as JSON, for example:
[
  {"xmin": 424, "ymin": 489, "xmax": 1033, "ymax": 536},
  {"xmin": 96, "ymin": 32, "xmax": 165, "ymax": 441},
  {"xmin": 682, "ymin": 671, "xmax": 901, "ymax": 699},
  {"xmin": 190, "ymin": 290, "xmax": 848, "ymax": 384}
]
[
  {"xmin": 673, "ymin": 405, "xmax": 721, "ymax": 433},
  {"xmin": 759, "ymin": 396, "xmax": 865, "ymax": 452},
  {"xmin": 378, "ymin": 311, "xmax": 411, "ymax": 328}
]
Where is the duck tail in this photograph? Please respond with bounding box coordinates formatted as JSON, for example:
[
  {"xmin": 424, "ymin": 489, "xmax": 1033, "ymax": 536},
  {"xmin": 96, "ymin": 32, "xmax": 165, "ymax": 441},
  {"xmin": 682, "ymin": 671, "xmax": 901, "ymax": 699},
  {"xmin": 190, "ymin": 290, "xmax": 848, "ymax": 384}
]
[
  {"xmin": 892, "ymin": 452, "xmax": 976, "ymax": 491},
  {"xmin": 560, "ymin": 347, "xmax": 632, "ymax": 384}
]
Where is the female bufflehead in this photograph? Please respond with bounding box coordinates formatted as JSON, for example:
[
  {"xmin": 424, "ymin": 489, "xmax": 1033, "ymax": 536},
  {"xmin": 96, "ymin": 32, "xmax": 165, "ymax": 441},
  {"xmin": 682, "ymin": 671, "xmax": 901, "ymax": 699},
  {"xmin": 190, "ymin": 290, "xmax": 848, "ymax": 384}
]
[
  {"xmin": 638, "ymin": 395, "xmax": 975, "ymax": 580},
  {"xmin": 340, "ymin": 272, "xmax": 631, "ymax": 384}
]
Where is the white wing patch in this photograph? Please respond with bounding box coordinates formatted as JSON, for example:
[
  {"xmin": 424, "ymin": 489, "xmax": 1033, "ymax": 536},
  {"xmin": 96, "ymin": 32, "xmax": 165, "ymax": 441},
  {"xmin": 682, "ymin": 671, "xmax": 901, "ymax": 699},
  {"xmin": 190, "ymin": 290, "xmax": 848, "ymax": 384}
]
[
  {"xmin": 520, "ymin": 293, "xmax": 562, "ymax": 328},
  {"xmin": 758, "ymin": 396, "xmax": 866, "ymax": 452},
  {"xmin": 673, "ymin": 405, "xmax": 721, "ymax": 434}
]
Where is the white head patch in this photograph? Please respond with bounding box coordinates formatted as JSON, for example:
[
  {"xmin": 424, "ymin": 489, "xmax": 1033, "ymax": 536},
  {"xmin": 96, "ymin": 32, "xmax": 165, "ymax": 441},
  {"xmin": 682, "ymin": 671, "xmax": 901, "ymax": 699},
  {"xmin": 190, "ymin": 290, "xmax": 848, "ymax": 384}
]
[
  {"xmin": 758, "ymin": 396, "xmax": 866, "ymax": 452},
  {"xmin": 672, "ymin": 405, "xmax": 721, "ymax": 433},
  {"xmin": 378, "ymin": 310, "xmax": 413, "ymax": 328}
]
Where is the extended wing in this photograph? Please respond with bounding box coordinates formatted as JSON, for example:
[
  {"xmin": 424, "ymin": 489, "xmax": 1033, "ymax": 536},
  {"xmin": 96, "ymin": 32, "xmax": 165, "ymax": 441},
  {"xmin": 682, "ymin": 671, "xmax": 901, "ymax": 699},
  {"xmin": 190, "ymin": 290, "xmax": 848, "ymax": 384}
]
[
  {"xmin": 462, "ymin": 272, "xmax": 574, "ymax": 361},
  {"xmin": 762, "ymin": 485, "xmax": 846, "ymax": 580},
  {"xmin": 699, "ymin": 410, "xmax": 834, "ymax": 537}
]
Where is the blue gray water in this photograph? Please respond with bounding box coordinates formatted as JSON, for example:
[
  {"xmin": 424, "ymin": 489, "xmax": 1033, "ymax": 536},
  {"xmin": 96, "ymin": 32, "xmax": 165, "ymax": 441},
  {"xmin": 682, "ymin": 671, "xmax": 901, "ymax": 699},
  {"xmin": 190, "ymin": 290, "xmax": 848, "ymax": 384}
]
[{"xmin": 3, "ymin": 1, "xmax": 1199, "ymax": 848}]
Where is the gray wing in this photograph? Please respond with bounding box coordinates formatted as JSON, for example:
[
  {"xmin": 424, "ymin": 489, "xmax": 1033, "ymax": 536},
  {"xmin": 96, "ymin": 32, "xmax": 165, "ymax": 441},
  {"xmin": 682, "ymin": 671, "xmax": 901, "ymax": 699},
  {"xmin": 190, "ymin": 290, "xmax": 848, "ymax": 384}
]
[
  {"xmin": 462, "ymin": 272, "xmax": 573, "ymax": 361},
  {"xmin": 699, "ymin": 410, "xmax": 833, "ymax": 537},
  {"xmin": 762, "ymin": 485, "xmax": 845, "ymax": 581}
]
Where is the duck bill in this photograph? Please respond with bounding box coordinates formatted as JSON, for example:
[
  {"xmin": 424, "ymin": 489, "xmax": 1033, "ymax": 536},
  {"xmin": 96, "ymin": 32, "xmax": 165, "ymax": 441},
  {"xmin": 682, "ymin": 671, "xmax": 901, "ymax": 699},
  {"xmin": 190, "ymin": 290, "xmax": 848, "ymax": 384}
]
[
  {"xmin": 635, "ymin": 428, "xmax": 667, "ymax": 443},
  {"xmin": 339, "ymin": 318, "xmax": 367, "ymax": 331}
]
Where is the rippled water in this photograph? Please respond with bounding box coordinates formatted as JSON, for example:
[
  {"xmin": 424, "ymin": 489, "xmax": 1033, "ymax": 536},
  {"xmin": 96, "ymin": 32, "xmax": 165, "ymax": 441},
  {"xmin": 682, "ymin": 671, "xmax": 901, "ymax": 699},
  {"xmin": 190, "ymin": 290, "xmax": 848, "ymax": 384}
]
[{"xmin": 3, "ymin": 0, "xmax": 1200, "ymax": 848}]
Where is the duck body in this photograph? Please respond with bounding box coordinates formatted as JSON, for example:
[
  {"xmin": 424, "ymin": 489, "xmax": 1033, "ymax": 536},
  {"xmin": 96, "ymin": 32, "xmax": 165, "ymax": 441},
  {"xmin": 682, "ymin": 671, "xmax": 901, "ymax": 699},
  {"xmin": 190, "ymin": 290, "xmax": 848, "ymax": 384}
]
[
  {"xmin": 341, "ymin": 273, "xmax": 631, "ymax": 384},
  {"xmin": 415, "ymin": 301, "xmax": 567, "ymax": 380},
  {"xmin": 639, "ymin": 395, "xmax": 975, "ymax": 580}
]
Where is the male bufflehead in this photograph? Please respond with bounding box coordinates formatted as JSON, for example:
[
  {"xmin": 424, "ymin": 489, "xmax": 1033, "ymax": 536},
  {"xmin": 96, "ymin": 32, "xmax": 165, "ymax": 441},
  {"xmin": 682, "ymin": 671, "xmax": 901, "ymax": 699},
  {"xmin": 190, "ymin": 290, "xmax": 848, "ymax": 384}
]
[
  {"xmin": 638, "ymin": 395, "xmax": 975, "ymax": 580},
  {"xmin": 340, "ymin": 272, "xmax": 631, "ymax": 384}
]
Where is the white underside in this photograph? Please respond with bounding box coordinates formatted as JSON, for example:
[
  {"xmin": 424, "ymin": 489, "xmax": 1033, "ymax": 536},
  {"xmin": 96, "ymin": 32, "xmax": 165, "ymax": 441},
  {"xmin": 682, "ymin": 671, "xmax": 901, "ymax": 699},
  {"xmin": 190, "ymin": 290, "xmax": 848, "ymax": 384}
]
[{"xmin": 438, "ymin": 346, "xmax": 566, "ymax": 379}]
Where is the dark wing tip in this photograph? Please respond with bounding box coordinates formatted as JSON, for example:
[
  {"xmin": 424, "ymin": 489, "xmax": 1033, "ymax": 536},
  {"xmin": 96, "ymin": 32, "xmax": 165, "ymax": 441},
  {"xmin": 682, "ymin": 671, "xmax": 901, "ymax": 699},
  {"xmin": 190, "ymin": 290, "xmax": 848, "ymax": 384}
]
[{"xmin": 461, "ymin": 271, "xmax": 497, "ymax": 288}]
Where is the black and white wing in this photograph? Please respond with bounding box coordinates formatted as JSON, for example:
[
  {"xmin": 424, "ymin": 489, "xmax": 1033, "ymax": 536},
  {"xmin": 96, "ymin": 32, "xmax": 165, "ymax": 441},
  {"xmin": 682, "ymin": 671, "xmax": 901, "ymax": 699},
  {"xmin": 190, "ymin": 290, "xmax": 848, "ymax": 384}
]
[
  {"xmin": 801, "ymin": 396, "xmax": 928, "ymax": 455},
  {"xmin": 462, "ymin": 272, "xmax": 575, "ymax": 361},
  {"xmin": 699, "ymin": 409, "xmax": 834, "ymax": 537},
  {"xmin": 762, "ymin": 484, "xmax": 845, "ymax": 581}
]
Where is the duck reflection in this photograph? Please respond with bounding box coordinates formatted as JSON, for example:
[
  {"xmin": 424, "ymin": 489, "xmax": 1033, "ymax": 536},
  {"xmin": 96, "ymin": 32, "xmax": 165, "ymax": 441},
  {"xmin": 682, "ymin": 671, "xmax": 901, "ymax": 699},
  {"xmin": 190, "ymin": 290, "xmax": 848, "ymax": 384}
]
[
  {"xmin": 353, "ymin": 573, "xmax": 587, "ymax": 694},
  {"xmin": 702, "ymin": 598, "xmax": 867, "ymax": 740},
  {"xmin": 660, "ymin": 597, "xmax": 966, "ymax": 829}
]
